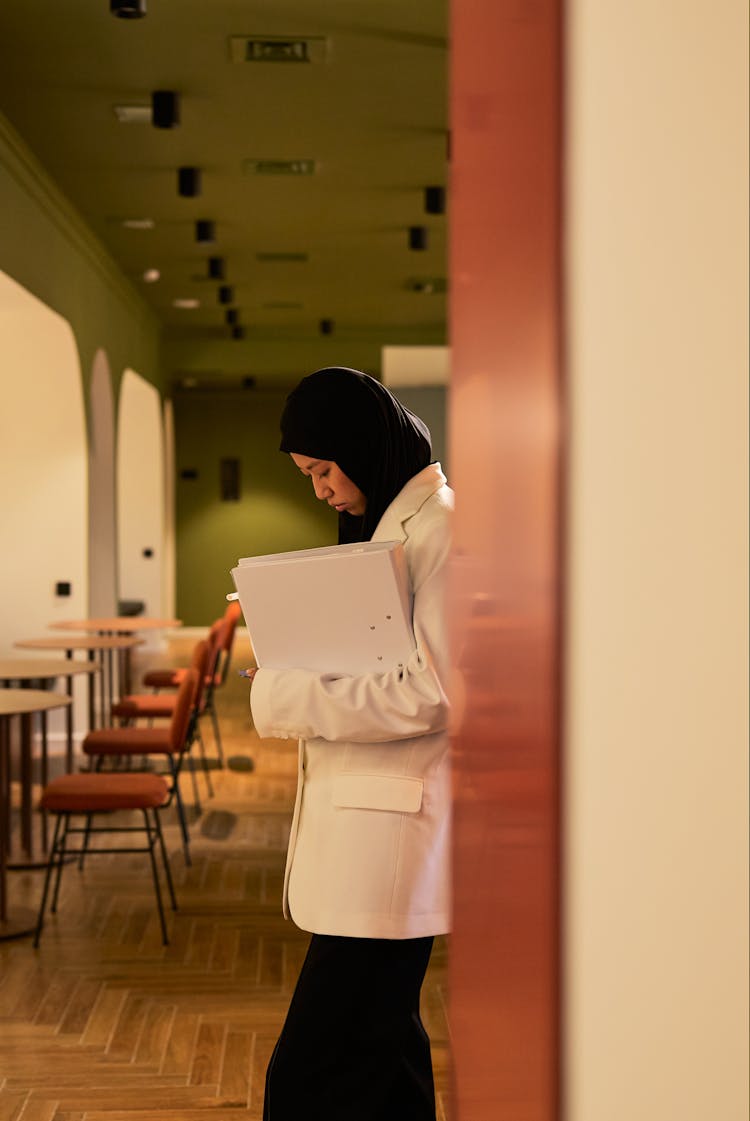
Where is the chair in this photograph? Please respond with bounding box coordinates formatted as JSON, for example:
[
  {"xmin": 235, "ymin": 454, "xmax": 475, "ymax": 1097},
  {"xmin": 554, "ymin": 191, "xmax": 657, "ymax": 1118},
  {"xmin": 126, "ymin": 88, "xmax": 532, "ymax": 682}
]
[
  {"xmin": 82, "ymin": 668, "xmax": 199, "ymax": 865},
  {"xmin": 142, "ymin": 606, "xmax": 241, "ymax": 769},
  {"xmin": 111, "ymin": 639, "xmax": 214, "ymax": 803},
  {"xmin": 33, "ymin": 771, "xmax": 177, "ymax": 946}
]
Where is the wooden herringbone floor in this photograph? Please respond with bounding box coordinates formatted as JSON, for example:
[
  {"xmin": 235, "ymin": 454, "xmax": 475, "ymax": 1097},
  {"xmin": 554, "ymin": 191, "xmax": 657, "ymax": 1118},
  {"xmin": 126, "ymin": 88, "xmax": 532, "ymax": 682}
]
[{"xmin": 0, "ymin": 634, "xmax": 451, "ymax": 1120}]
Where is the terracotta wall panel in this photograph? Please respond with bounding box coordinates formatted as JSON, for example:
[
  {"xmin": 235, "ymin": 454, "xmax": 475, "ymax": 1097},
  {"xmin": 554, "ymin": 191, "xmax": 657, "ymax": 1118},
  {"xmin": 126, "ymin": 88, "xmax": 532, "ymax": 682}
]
[{"xmin": 448, "ymin": 1, "xmax": 563, "ymax": 1118}]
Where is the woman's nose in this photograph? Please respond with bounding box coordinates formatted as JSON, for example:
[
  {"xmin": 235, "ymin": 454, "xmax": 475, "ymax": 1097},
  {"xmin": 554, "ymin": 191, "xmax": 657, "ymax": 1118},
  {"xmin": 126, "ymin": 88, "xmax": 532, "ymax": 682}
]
[{"xmin": 312, "ymin": 477, "xmax": 331, "ymax": 500}]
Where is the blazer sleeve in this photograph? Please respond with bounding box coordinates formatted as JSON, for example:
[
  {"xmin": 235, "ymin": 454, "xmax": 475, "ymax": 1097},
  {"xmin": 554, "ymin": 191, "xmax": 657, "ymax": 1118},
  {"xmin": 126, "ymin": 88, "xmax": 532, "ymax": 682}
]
[{"xmin": 249, "ymin": 504, "xmax": 451, "ymax": 744}]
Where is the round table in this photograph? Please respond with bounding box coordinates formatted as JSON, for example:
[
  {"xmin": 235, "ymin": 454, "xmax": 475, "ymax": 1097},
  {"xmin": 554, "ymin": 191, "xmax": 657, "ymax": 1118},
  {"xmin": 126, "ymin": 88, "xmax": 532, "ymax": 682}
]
[
  {"xmin": 48, "ymin": 618, "xmax": 181, "ymax": 694},
  {"xmin": 0, "ymin": 658, "xmax": 101, "ymax": 776},
  {"xmin": 0, "ymin": 689, "xmax": 71, "ymax": 940},
  {"xmin": 15, "ymin": 636, "xmax": 144, "ymax": 729}
]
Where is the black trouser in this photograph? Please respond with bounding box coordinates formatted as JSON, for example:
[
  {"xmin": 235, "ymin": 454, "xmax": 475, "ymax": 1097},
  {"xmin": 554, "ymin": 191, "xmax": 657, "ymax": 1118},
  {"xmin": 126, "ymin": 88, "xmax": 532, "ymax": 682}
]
[{"xmin": 263, "ymin": 933, "xmax": 436, "ymax": 1121}]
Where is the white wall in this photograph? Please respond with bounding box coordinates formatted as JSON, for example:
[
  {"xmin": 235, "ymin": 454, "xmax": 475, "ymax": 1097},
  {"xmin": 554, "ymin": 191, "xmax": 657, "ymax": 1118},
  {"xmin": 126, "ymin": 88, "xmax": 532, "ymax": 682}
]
[
  {"xmin": 0, "ymin": 270, "xmax": 87, "ymax": 653},
  {"xmin": 565, "ymin": 3, "xmax": 748, "ymax": 1120},
  {"xmin": 116, "ymin": 368, "xmax": 164, "ymax": 621}
]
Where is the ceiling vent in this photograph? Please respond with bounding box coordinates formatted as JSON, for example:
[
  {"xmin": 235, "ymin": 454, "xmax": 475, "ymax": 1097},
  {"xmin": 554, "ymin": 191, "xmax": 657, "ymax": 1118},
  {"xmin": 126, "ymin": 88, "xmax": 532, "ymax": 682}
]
[
  {"xmin": 229, "ymin": 36, "xmax": 328, "ymax": 64},
  {"xmin": 242, "ymin": 158, "xmax": 316, "ymax": 176},
  {"xmin": 256, "ymin": 251, "xmax": 309, "ymax": 263}
]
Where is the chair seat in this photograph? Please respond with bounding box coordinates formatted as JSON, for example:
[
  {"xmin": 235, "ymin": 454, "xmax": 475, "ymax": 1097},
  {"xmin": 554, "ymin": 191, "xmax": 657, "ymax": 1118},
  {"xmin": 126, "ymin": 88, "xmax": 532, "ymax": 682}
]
[
  {"xmin": 142, "ymin": 667, "xmax": 185, "ymax": 688},
  {"xmin": 83, "ymin": 727, "xmax": 173, "ymax": 755},
  {"xmin": 112, "ymin": 693, "xmax": 176, "ymax": 719},
  {"xmin": 39, "ymin": 772, "xmax": 169, "ymax": 813}
]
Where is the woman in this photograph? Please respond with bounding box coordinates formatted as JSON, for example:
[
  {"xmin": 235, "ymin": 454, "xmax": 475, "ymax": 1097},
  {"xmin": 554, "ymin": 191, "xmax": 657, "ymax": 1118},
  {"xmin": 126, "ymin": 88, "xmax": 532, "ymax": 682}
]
[{"xmin": 245, "ymin": 367, "xmax": 452, "ymax": 1121}]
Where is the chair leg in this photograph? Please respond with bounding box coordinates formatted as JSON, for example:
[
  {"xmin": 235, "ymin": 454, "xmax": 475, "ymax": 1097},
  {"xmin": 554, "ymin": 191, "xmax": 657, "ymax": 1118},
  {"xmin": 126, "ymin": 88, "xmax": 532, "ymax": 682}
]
[
  {"xmin": 167, "ymin": 756, "xmax": 191, "ymax": 867},
  {"xmin": 33, "ymin": 814, "xmax": 64, "ymax": 947},
  {"xmin": 208, "ymin": 699, "xmax": 226, "ymax": 767},
  {"xmin": 51, "ymin": 815, "xmax": 71, "ymax": 913},
  {"xmin": 78, "ymin": 813, "xmax": 93, "ymax": 871},
  {"xmin": 196, "ymin": 724, "xmax": 214, "ymax": 799},
  {"xmin": 142, "ymin": 809, "xmax": 169, "ymax": 945},
  {"xmin": 152, "ymin": 808, "xmax": 177, "ymax": 911},
  {"xmin": 187, "ymin": 746, "xmax": 202, "ymax": 813}
]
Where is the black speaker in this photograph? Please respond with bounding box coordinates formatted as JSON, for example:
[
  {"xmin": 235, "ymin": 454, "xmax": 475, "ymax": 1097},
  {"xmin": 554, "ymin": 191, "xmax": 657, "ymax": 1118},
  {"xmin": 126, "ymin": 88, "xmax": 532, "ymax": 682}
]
[
  {"xmin": 424, "ymin": 186, "xmax": 446, "ymax": 215},
  {"xmin": 408, "ymin": 225, "xmax": 428, "ymax": 251},
  {"xmin": 231, "ymin": 326, "xmax": 246, "ymax": 340},
  {"xmin": 208, "ymin": 256, "xmax": 225, "ymax": 280},
  {"xmin": 195, "ymin": 219, "xmax": 215, "ymax": 243},
  {"xmin": 218, "ymin": 285, "xmax": 234, "ymax": 304},
  {"xmin": 177, "ymin": 166, "xmax": 201, "ymax": 197},
  {"xmin": 152, "ymin": 90, "xmax": 179, "ymax": 129},
  {"xmin": 225, "ymin": 308, "xmax": 239, "ymax": 325},
  {"xmin": 319, "ymin": 318, "xmax": 335, "ymax": 335}
]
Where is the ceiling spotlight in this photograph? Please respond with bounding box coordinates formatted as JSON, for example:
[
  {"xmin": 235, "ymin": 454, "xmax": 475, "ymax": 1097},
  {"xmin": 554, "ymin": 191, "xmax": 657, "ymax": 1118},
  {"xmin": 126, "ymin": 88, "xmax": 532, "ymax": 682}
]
[
  {"xmin": 172, "ymin": 298, "xmax": 200, "ymax": 309},
  {"xmin": 232, "ymin": 326, "xmax": 246, "ymax": 340},
  {"xmin": 195, "ymin": 219, "xmax": 215, "ymax": 243},
  {"xmin": 319, "ymin": 318, "xmax": 335, "ymax": 335},
  {"xmin": 121, "ymin": 217, "xmax": 154, "ymax": 229},
  {"xmin": 208, "ymin": 256, "xmax": 225, "ymax": 280},
  {"xmin": 218, "ymin": 285, "xmax": 234, "ymax": 304},
  {"xmin": 110, "ymin": 0, "xmax": 146, "ymax": 17},
  {"xmin": 151, "ymin": 90, "xmax": 180, "ymax": 129},
  {"xmin": 225, "ymin": 308, "xmax": 239, "ymax": 325},
  {"xmin": 142, "ymin": 268, "xmax": 160, "ymax": 283},
  {"xmin": 424, "ymin": 186, "xmax": 446, "ymax": 215},
  {"xmin": 408, "ymin": 226, "xmax": 428, "ymax": 251},
  {"xmin": 178, "ymin": 166, "xmax": 201, "ymax": 197}
]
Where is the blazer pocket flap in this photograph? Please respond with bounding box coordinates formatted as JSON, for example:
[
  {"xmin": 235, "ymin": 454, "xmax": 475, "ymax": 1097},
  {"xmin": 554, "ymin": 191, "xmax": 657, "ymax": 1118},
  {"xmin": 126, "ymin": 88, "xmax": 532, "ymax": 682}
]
[{"xmin": 332, "ymin": 774, "xmax": 423, "ymax": 814}]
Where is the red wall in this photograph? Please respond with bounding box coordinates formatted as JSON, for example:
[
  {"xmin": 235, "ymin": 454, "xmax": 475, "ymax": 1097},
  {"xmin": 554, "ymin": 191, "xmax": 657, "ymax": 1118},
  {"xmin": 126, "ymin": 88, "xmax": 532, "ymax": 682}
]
[{"xmin": 448, "ymin": 2, "xmax": 563, "ymax": 1118}]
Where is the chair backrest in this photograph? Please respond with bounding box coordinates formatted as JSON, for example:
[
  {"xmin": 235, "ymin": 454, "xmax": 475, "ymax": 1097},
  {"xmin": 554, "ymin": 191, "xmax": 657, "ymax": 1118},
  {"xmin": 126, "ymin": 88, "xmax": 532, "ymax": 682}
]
[
  {"xmin": 169, "ymin": 667, "xmax": 200, "ymax": 752},
  {"xmin": 216, "ymin": 600, "xmax": 242, "ymax": 686},
  {"xmin": 205, "ymin": 618, "xmax": 226, "ymax": 695},
  {"xmin": 190, "ymin": 639, "xmax": 212, "ymax": 714}
]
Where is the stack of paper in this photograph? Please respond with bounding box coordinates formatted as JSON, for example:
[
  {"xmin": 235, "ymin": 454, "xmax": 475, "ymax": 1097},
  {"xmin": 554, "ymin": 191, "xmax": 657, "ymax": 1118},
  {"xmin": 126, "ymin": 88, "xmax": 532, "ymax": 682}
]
[{"xmin": 229, "ymin": 540, "xmax": 415, "ymax": 675}]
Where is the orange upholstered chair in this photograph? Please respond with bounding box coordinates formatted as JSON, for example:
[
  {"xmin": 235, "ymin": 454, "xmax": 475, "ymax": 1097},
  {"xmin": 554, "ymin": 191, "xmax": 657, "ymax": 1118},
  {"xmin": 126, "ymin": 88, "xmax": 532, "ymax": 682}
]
[
  {"xmin": 141, "ymin": 606, "xmax": 241, "ymax": 769},
  {"xmin": 110, "ymin": 639, "xmax": 213, "ymax": 803},
  {"xmin": 33, "ymin": 771, "xmax": 177, "ymax": 946},
  {"xmin": 82, "ymin": 668, "xmax": 199, "ymax": 864}
]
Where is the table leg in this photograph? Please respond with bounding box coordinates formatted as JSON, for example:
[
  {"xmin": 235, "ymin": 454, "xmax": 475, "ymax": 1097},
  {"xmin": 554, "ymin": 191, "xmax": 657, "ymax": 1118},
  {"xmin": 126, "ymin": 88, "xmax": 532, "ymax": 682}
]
[
  {"xmin": 0, "ymin": 716, "xmax": 8, "ymax": 922},
  {"xmin": 20, "ymin": 713, "xmax": 33, "ymax": 857},
  {"xmin": 40, "ymin": 709, "xmax": 49, "ymax": 851},
  {"xmin": 87, "ymin": 650, "xmax": 96, "ymax": 730}
]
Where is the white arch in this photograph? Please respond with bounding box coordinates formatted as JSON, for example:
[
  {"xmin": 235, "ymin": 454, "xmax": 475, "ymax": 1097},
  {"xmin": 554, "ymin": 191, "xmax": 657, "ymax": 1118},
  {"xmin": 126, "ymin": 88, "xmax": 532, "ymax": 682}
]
[
  {"xmin": 0, "ymin": 270, "xmax": 87, "ymax": 655},
  {"xmin": 88, "ymin": 349, "xmax": 117, "ymax": 616},
  {"xmin": 116, "ymin": 369, "xmax": 164, "ymax": 619}
]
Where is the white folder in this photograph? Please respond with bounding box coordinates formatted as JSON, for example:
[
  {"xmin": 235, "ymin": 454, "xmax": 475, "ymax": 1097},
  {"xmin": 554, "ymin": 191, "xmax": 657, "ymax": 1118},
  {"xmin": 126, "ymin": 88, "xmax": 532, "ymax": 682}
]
[{"xmin": 229, "ymin": 540, "xmax": 415, "ymax": 675}]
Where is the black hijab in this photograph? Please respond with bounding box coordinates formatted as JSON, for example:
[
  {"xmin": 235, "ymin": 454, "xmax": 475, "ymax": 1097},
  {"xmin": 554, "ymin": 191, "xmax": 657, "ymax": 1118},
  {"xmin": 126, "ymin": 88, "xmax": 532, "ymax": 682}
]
[{"xmin": 279, "ymin": 367, "xmax": 432, "ymax": 543}]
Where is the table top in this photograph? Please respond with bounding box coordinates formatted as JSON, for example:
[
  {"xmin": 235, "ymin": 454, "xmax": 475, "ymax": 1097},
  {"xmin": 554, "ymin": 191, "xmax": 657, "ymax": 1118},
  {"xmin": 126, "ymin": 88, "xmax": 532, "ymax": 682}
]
[
  {"xmin": 0, "ymin": 689, "xmax": 72, "ymax": 717},
  {"xmin": 15, "ymin": 635, "xmax": 145, "ymax": 652},
  {"xmin": 49, "ymin": 617, "xmax": 182, "ymax": 633},
  {"xmin": 0, "ymin": 658, "xmax": 100, "ymax": 679}
]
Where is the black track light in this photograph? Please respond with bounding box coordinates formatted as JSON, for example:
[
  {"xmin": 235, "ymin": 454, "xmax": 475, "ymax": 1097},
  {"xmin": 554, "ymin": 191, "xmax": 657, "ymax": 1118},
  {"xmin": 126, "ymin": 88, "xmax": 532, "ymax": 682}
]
[
  {"xmin": 152, "ymin": 90, "xmax": 179, "ymax": 129},
  {"xmin": 424, "ymin": 186, "xmax": 446, "ymax": 215},
  {"xmin": 208, "ymin": 256, "xmax": 225, "ymax": 280},
  {"xmin": 225, "ymin": 308, "xmax": 239, "ymax": 326},
  {"xmin": 195, "ymin": 219, "xmax": 215, "ymax": 244},
  {"xmin": 232, "ymin": 326, "xmax": 246, "ymax": 340},
  {"xmin": 110, "ymin": 0, "xmax": 146, "ymax": 17},
  {"xmin": 319, "ymin": 318, "xmax": 335, "ymax": 335},
  {"xmin": 218, "ymin": 285, "xmax": 234, "ymax": 304},
  {"xmin": 177, "ymin": 166, "xmax": 201, "ymax": 197},
  {"xmin": 408, "ymin": 225, "xmax": 428, "ymax": 251}
]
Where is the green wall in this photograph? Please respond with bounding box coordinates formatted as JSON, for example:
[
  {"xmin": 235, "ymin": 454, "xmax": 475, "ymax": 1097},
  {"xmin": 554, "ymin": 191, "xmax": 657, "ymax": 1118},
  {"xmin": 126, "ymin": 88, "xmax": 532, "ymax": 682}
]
[{"xmin": 174, "ymin": 388, "xmax": 337, "ymax": 625}]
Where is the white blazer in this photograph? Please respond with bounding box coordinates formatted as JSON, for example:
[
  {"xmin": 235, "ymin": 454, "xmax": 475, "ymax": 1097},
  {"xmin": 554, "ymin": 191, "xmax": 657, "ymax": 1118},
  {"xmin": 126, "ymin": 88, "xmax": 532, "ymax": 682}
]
[{"xmin": 250, "ymin": 462, "xmax": 452, "ymax": 939}]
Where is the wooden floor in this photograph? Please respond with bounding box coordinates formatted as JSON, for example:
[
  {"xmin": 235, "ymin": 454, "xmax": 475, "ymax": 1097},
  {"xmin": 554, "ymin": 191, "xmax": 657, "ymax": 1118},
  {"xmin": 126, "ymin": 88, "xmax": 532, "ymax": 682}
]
[{"xmin": 0, "ymin": 635, "xmax": 451, "ymax": 1121}]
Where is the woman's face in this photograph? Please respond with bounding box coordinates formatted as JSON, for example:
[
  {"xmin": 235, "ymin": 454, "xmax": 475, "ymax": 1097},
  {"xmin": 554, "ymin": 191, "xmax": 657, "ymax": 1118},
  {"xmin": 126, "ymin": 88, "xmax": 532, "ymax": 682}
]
[{"xmin": 289, "ymin": 453, "xmax": 367, "ymax": 516}]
